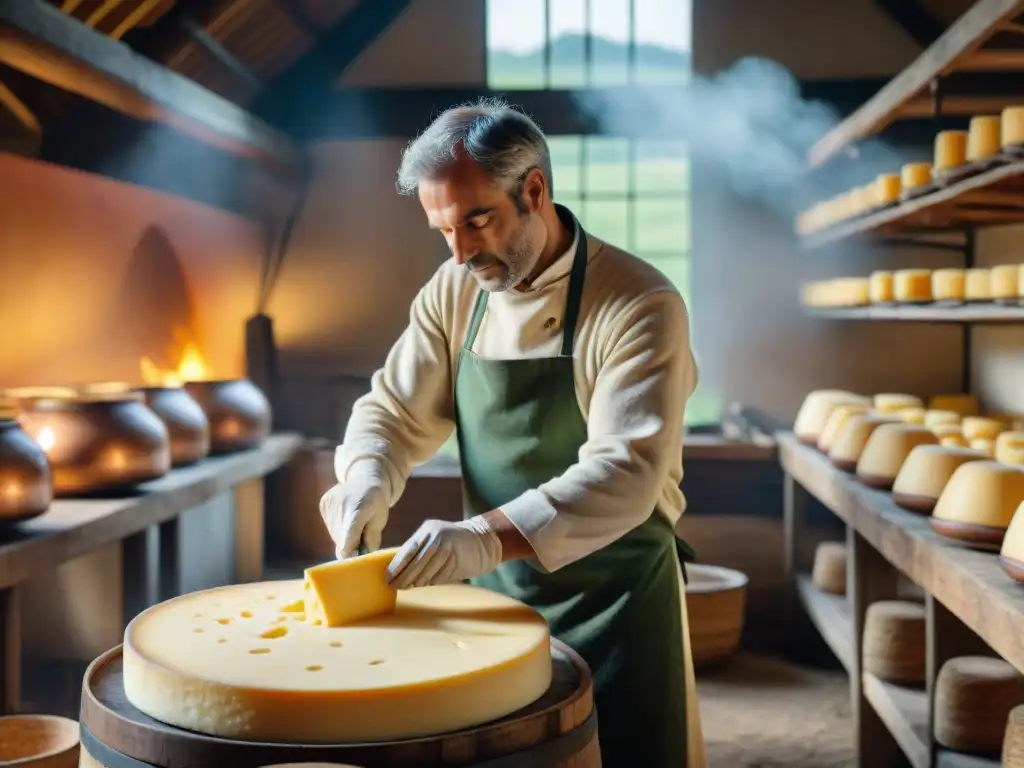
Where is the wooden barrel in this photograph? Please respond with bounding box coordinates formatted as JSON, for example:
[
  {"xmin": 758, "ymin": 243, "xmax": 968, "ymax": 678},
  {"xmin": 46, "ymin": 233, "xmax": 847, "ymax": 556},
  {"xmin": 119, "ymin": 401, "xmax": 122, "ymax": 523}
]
[
  {"xmin": 686, "ymin": 563, "xmax": 749, "ymax": 669},
  {"xmin": 79, "ymin": 640, "xmax": 600, "ymax": 768}
]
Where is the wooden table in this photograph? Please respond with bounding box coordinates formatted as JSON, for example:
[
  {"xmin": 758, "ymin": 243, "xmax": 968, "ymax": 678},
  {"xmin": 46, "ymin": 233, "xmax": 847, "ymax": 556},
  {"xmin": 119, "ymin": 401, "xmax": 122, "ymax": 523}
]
[
  {"xmin": 779, "ymin": 432, "xmax": 1004, "ymax": 768},
  {"xmin": 0, "ymin": 432, "xmax": 302, "ymax": 715}
]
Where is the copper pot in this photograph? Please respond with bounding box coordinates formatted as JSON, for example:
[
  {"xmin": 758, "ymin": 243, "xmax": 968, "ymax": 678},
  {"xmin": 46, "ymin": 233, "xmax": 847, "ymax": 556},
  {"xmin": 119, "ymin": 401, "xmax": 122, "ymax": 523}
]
[
  {"xmin": 184, "ymin": 379, "xmax": 270, "ymax": 454},
  {"xmin": 15, "ymin": 392, "xmax": 171, "ymax": 495},
  {"xmin": 0, "ymin": 409, "xmax": 52, "ymax": 522},
  {"xmin": 137, "ymin": 386, "xmax": 210, "ymax": 466}
]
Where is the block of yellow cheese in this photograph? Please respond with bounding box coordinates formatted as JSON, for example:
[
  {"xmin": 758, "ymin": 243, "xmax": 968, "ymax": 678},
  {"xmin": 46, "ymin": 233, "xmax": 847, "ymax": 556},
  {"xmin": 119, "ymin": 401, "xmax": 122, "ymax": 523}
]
[
  {"xmin": 901, "ymin": 162, "xmax": 932, "ymax": 191},
  {"xmin": 894, "ymin": 270, "xmax": 932, "ymax": 303},
  {"xmin": 934, "ymin": 130, "xmax": 968, "ymax": 172},
  {"xmin": 875, "ymin": 173, "xmax": 902, "ymax": 204},
  {"xmin": 303, "ymin": 548, "xmax": 399, "ymax": 627},
  {"xmin": 1002, "ymin": 106, "xmax": 1024, "ymax": 147},
  {"xmin": 967, "ymin": 115, "xmax": 1001, "ymax": 161},
  {"xmin": 869, "ymin": 271, "xmax": 895, "ymax": 303},
  {"xmin": 122, "ymin": 581, "xmax": 552, "ymax": 743},
  {"xmin": 930, "ymin": 394, "xmax": 979, "ymax": 417},
  {"xmin": 965, "ymin": 268, "xmax": 991, "ymax": 301},
  {"xmin": 991, "ymin": 264, "xmax": 1021, "ymax": 301},
  {"xmin": 932, "ymin": 268, "xmax": 965, "ymax": 302}
]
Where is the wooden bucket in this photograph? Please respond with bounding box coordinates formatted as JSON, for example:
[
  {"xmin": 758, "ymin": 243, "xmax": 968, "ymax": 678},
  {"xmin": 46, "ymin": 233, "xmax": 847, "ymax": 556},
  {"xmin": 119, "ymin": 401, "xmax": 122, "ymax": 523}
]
[
  {"xmin": 686, "ymin": 563, "xmax": 749, "ymax": 669},
  {"xmin": 0, "ymin": 714, "xmax": 79, "ymax": 767},
  {"xmin": 79, "ymin": 640, "xmax": 600, "ymax": 768}
]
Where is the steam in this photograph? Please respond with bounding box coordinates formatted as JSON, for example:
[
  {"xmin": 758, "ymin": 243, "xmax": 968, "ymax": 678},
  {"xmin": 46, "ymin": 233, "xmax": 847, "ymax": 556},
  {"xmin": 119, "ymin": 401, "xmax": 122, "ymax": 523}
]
[{"xmin": 574, "ymin": 56, "xmax": 919, "ymax": 219}]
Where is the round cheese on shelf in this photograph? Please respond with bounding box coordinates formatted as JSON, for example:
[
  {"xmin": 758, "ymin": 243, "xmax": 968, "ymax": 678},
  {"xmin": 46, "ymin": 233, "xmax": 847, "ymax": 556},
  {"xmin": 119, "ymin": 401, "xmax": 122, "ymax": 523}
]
[
  {"xmin": 894, "ymin": 269, "xmax": 933, "ymax": 303},
  {"xmin": 896, "ymin": 407, "xmax": 926, "ymax": 425},
  {"xmin": 925, "ymin": 410, "xmax": 961, "ymax": 429},
  {"xmin": 874, "ymin": 173, "xmax": 902, "ymax": 204},
  {"xmin": 818, "ymin": 404, "xmax": 872, "ymax": 453},
  {"xmin": 833, "ymin": 277, "xmax": 871, "ymax": 306},
  {"xmin": 996, "ymin": 431, "xmax": 1024, "ymax": 466},
  {"xmin": 122, "ymin": 581, "xmax": 552, "ymax": 743},
  {"xmin": 1002, "ymin": 106, "xmax": 1024, "ymax": 147},
  {"xmin": 963, "ymin": 415, "xmax": 1007, "ymax": 442},
  {"xmin": 794, "ymin": 391, "xmax": 871, "ymax": 445},
  {"xmin": 931, "ymin": 268, "xmax": 966, "ymax": 301},
  {"xmin": 932, "ymin": 461, "xmax": 1024, "ymax": 532},
  {"xmin": 967, "ymin": 115, "xmax": 1002, "ymax": 161},
  {"xmin": 929, "ymin": 394, "xmax": 980, "ymax": 417},
  {"xmin": 965, "ymin": 268, "xmax": 991, "ymax": 301},
  {"xmin": 811, "ymin": 542, "xmax": 847, "ymax": 595},
  {"xmin": 892, "ymin": 444, "xmax": 988, "ymax": 509},
  {"xmin": 971, "ymin": 438, "xmax": 996, "ymax": 457},
  {"xmin": 941, "ymin": 434, "xmax": 970, "ymax": 449},
  {"xmin": 992, "ymin": 264, "xmax": 1022, "ymax": 300},
  {"xmin": 869, "ymin": 271, "xmax": 895, "ymax": 303},
  {"xmin": 934, "ymin": 656, "xmax": 1024, "ymax": 753},
  {"xmin": 900, "ymin": 162, "xmax": 933, "ymax": 190},
  {"xmin": 856, "ymin": 423, "xmax": 939, "ymax": 489},
  {"xmin": 934, "ymin": 130, "xmax": 968, "ymax": 171},
  {"xmin": 874, "ymin": 393, "xmax": 924, "ymax": 414},
  {"xmin": 1018, "ymin": 264, "xmax": 1024, "ymax": 298}
]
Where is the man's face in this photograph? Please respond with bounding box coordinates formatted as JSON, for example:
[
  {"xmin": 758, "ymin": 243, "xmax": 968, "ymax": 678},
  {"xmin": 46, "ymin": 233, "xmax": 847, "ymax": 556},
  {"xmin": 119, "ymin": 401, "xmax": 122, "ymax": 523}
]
[{"xmin": 419, "ymin": 155, "xmax": 545, "ymax": 292}]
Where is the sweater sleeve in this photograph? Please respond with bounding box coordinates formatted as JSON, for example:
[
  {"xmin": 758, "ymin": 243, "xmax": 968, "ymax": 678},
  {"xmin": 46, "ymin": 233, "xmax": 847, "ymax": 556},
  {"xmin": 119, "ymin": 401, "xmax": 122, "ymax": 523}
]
[
  {"xmin": 334, "ymin": 272, "xmax": 456, "ymax": 505},
  {"xmin": 497, "ymin": 287, "xmax": 696, "ymax": 572}
]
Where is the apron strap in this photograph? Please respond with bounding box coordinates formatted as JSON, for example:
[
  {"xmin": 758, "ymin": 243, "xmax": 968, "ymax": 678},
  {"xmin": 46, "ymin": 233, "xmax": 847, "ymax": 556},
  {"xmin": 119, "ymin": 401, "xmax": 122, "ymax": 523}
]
[{"xmin": 463, "ymin": 207, "xmax": 589, "ymax": 356}]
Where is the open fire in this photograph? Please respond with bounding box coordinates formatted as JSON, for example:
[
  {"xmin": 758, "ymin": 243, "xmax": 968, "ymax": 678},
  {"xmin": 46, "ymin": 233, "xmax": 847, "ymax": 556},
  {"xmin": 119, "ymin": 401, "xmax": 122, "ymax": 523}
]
[{"xmin": 140, "ymin": 329, "xmax": 214, "ymax": 387}]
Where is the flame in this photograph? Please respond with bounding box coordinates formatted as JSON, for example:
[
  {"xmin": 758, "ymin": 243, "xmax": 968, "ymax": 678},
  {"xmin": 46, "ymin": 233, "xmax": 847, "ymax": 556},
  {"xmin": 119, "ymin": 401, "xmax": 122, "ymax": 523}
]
[
  {"xmin": 34, "ymin": 426, "xmax": 56, "ymax": 452},
  {"xmin": 140, "ymin": 332, "xmax": 214, "ymax": 387}
]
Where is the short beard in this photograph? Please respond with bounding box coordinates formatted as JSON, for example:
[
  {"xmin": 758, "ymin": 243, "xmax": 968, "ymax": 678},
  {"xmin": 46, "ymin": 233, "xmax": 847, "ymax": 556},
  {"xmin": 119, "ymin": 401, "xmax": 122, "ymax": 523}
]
[{"xmin": 477, "ymin": 212, "xmax": 537, "ymax": 293}]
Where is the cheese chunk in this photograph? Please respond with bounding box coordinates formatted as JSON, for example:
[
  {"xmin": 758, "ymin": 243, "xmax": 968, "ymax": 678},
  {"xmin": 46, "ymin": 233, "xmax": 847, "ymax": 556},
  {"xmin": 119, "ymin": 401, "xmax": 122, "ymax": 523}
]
[
  {"xmin": 967, "ymin": 115, "xmax": 1001, "ymax": 161},
  {"xmin": 894, "ymin": 269, "xmax": 932, "ymax": 303},
  {"xmin": 901, "ymin": 162, "xmax": 932, "ymax": 190},
  {"xmin": 869, "ymin": 271, "xmax": 895, "ymax": 303},
  {"xmin": 123, "ymin": 581, "xmax": 552, "ymax": 742},
  {"xmin": 934, "ymin": 130, "xmax": 968, "ymax": 171},
  {"xmin": 303, "ymin": 548, "xmax": 399, "ymax": 627}
]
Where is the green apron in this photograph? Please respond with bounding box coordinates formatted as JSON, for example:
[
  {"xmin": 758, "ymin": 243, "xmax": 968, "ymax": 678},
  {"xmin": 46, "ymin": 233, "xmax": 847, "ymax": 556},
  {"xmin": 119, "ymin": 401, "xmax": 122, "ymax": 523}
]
[{"xmin": 455, "ymin": 210, "xmax": 696, "ymax": 767}]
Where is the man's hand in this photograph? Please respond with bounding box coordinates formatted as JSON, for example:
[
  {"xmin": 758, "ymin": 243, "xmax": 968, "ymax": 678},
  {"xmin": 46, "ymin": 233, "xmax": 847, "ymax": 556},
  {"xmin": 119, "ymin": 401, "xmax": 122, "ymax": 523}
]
[
  {"xmin": 319, "ymin": 477, "xmax": 389, "ymax": 560},
  {"xmin": 387, "ymin": 517, "xmax": 502, "ymax": 589}
]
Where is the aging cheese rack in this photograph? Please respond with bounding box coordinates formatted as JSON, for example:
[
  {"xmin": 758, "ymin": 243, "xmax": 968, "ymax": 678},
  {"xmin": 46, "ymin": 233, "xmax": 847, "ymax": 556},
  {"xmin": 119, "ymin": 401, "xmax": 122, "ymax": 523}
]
[{"xmin": 788, "ymin": 2, "xmax": 1024, "ymax": 766}]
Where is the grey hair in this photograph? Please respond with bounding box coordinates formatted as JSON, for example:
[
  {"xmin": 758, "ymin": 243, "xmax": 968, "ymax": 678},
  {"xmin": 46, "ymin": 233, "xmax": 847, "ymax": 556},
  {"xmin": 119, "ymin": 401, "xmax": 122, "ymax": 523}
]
[{"xmin": 396, "ymin": 97, "xmax": 554, "ymax": 204}]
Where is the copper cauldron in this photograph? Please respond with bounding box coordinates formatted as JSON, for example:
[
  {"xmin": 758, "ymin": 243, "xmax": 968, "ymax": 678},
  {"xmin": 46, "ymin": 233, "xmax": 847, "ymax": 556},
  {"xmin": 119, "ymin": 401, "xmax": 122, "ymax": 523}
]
[
  {"xmin": 137, "ymin": 386, "xmax": 210, "ymax": 466},
  {"xmin": 184, "ymin": 378, "xmax": 271, "ymax": 454},
  {"xmin": 0, "ymin": 403, "xmax": 52, "ymax": 522},
  {"xmin": 13, "ymin": 391, "xmax": 171, "ymax": 495}
]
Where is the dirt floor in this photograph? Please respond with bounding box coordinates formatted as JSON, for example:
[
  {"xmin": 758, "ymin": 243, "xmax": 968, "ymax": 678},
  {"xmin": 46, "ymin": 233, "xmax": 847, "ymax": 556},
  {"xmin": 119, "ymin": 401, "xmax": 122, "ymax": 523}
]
[{"xmin": 696, "ymin": 654, "xmax": 854, "ymax": 767}]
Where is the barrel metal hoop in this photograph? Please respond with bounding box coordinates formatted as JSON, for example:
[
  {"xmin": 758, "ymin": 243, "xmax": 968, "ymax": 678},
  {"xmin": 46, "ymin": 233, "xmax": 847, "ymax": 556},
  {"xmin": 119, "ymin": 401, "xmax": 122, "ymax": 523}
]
[
  {"xmin": 465, "ymin": 708, "xmax": 599, "ymax": 768},
  {"xmin": 81, "ymin": 723, "xmax": 154, "ymax": 768}
]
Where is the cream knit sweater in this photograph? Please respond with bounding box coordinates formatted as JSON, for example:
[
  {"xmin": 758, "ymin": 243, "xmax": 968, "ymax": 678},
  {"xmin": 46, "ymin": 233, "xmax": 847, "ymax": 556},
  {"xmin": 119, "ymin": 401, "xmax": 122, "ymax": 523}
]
[{"xmin": 336, "ymin": 230, "xmax": 699, "ymax": 572}]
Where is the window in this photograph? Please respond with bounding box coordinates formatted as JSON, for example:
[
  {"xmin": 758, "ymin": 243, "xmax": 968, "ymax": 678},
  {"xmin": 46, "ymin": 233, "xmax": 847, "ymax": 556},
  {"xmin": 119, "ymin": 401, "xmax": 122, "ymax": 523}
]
[{"xmin": 486, "ymin": 0, "xmax": 720, "ymax": 427}]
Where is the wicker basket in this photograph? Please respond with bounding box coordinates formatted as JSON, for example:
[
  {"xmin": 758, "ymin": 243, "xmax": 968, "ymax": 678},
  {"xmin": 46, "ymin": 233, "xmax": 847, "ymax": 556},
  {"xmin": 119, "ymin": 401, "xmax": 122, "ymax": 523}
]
[
  {"xmin": 862, "ymin": 600, "xmax": 926, "ymax": 684},
  {"xmin": 936, "ymin": 656, "xmax": 1024, "ymax": 753},
  {"xmin": 0, "ymin": 714, "xmax": 78, "ymax": 767},
  {"xmin": 686, "ymin": 563, "xmax": 749, "ymax": 669},
  {"xmin": 811, "ymin": 542, "xmax": 846, "ymax": 595}
]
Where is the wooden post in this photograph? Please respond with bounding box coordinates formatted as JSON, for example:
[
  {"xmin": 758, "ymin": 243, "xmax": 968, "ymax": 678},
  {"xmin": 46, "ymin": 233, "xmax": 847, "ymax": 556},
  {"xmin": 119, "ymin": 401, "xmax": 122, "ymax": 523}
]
[
  {"xmin": 234, "ymin": 477, "xmax": 265, "ymax": 583},
  {"xmin": 926, "ymin": 594, "xmax": 996, "ymax": 764},
  {"xmin": 849, "ymin": 527, "xmax": 909, "ymax": 767},
  {"xmin": 783, "ymin": 473, "xmax": 809, "ymax": 651},
  {"xmin": 0, "ymin": 587, "xmax": 19, "ymax": 715},
  {"xmin": 245, "ymin": 313, "xmax": 277, "ymax": 423}
]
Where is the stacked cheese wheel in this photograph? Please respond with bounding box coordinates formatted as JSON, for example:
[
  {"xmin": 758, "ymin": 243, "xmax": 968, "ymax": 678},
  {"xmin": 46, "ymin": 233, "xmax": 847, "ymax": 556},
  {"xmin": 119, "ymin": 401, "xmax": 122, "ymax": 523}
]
[
  {"xmin": 801, "ymin": 264, "xmax": 1024, "ymax": 308},
  {"xmin": 796, "ymin": 106, "xmax": 1024, "ymax": 235}
]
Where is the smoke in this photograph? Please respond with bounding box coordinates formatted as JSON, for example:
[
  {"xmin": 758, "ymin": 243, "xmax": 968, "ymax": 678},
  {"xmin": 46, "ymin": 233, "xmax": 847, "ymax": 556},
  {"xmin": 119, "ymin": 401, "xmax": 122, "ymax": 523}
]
[{"xmin": 573, "ymin": 56, "xmax": 920, "ymax": 219}]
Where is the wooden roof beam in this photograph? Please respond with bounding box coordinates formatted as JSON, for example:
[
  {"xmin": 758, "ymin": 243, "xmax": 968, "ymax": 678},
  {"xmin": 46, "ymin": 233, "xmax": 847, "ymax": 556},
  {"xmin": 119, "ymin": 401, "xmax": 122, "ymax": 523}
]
[
  {"xmin": 253, "ymin": 0, "xmax": 411, "ymax": 126},
  {"xmin": 874, "ymin": 0, "xmax": 946, "ymax": 48},
  {"xmin": 0, "ymin": 0, "xmax": 302, "ymax": 177},
  {"xmin": 808, "ymin": 0, "xmax": 1024, "ymax": 167}
]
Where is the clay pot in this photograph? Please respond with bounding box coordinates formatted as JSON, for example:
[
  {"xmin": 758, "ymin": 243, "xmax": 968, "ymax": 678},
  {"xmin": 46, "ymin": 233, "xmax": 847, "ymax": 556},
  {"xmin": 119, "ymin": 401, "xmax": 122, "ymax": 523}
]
[
  {"xmin": 184, "ymin": 379, "xmax": 271, "ymax": 454},
  {"xmin": 0, "ymin": 413, "xmax": 52, "ymax": 522},
  {"xmin": 138, "ymin": 386, "xmax": 210, "ymax": 466}
]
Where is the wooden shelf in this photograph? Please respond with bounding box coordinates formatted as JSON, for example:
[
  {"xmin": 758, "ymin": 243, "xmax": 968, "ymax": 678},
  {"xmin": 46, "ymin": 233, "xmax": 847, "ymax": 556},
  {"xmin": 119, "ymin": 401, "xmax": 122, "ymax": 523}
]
[
  {"xmin": 0, "ymin": 433, "xmax": 303, "ymax": 590},
  {"xmin": 804, "ymin": 303, "xmax": 1024, "ymax": 323},
  {"xmin": 801, "ymin": 157, "xmax": 1024, "ymax": 246},
  {"xmin": 808, "ymin": 0, "xmax": 1024, "ymax": 167},
  {"xmin": 778, "ymin": 433, "xmax": 1024, "ymax": 674},
  {"xmin": 862, "ymin": 672, "xmax": 930, "ymax": 768},
  {"xmin": 795, "ymin": 573, "xmax": 854, "ymax": 672}
]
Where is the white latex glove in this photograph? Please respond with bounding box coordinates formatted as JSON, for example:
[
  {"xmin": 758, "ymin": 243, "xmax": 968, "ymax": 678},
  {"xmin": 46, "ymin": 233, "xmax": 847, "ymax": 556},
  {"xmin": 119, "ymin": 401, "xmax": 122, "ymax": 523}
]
[
  {"xmin": 387, "ymin": 517, "xmax": 502, "ymax": 589},
  {"xmin": 319, "ymin": 476, "xmax": 389, "ymax": 560}
]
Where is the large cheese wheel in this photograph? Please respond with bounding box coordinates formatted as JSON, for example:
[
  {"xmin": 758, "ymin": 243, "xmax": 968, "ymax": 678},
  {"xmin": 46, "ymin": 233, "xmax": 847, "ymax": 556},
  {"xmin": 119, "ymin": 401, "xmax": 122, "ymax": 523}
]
[
  {"xmin": 892, "ymin": 444, "xmax": 987, "ymax": 511},
  {"xmin": 874, "ymin": 393, "xmax": 924, "ymax": 414},
  {"xmin": 968, "ymin": 115, "xmax": 1002, "ymax": 161},
  {"xmin": 932, "ymin": 461, "xmax": 1024, "ymax": 534},
  {"xmin": 935, "ymin": 656, "xmax": 1024, "ymax": 753},
  {"xmin": 794, "ymin": 390, "xmax": 870, "ymax": 445},
  {"xmin": 122, "ymin": 581, "xmax": 552, "ymax": 743},
  {"xmin": 996, "ymin": 431, "xmax": 1024, "ymax": 466},
  {"xmin": 856, "ymin": 423, "xmax": 938, "ymax": 489},
  {"xmin": 875, "ymin": 173, "xmax": 902, "ymax": 204},
  {"xmin": 929, "ymin": 394, "xmax": 979, "ymax": 417},
  {"xmin": 862, "ymin": 600, "xmax": 926, "ymax": 684},
  {"xmin": 963, "ymin": 415, "xmax": 1007, "ymax": 442}
]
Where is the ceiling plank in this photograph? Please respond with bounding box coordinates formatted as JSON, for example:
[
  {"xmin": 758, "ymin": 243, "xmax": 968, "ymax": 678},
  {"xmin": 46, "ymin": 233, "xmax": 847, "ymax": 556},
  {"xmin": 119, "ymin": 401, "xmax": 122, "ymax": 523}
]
[
  {"xmin": 252, "ymin": 0, "xmax": 411, "ymax": 125},
  {"xmin": 0, "ymin": 0, "xmax": 302, "ymax": 176},
  {"xmin": 178, "ymin": 14, "xmax": 263, "ymax": 93},
  {"xmin": 875, "ymin": 0, "xmax": 948, "ymax": 47}
]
